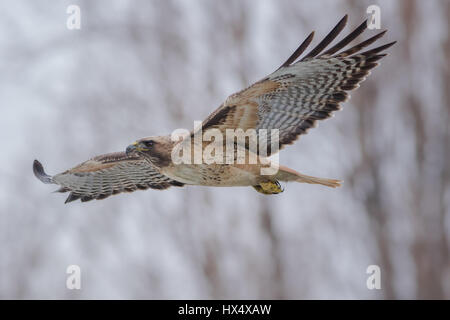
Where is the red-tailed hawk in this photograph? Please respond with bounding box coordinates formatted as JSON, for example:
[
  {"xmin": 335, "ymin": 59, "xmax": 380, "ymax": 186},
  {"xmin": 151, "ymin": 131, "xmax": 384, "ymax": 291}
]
[{"xmin": 33, "ymin": 15, "xmax": 395, "ymax": 203}]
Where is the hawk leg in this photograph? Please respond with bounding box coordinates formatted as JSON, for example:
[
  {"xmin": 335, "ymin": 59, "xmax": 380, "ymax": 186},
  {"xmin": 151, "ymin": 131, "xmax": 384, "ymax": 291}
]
[{"xmin": 253, "ymin": 181, "xmax": 284, "ymax": 195}]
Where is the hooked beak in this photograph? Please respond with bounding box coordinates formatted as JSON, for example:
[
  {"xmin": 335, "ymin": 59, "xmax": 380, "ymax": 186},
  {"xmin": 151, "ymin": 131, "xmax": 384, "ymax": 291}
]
[
  {"xmin": 125, "ymin": 142, "xmax": 137, "ymax": 156},
  {"xmin": 125, "ymin": 141, "xmax": 147, "ymax": 156},
  {"xmin": 126, "ymin": 141, "xmax": 152, "ymax": 156},
  {"xmin": 125, "ymin": 143, "xmax": 136, "ymax": 156}
]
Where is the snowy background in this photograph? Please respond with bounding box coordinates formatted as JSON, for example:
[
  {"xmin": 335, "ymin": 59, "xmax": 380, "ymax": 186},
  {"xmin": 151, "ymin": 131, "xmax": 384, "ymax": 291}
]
[{"xmin": 1, "ymin": 0, "xmax": 449, "ymax": 299}]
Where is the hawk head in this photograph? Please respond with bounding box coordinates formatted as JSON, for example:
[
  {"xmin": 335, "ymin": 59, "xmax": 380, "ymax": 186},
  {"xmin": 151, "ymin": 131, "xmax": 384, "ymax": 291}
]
[{"xmin": 126, "ymin": 136, "xmax": 173, "ymax": 168}]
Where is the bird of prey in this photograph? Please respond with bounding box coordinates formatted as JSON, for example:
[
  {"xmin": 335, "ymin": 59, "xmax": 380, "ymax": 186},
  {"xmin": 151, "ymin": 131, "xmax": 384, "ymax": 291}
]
[{"xmin": 33, "ymin": 15, "xmax": 395, "ymax": 203}]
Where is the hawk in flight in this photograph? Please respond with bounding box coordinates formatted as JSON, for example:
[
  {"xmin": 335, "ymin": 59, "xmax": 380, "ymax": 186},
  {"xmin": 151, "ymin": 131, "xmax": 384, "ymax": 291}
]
[{"xmin": 33, "ymin": 15, "xmax": 395, "ymax": 203}]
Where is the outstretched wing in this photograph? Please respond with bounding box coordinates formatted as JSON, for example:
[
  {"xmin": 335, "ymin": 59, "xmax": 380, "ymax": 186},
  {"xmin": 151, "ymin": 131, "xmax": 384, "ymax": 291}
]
[
  {"xmin": 201, "ymin": 15, "xmax": 395, "ymax": 154},
  {"xmin": 33, "ymin": 152, "xmax": 184, "ymax": 203}
]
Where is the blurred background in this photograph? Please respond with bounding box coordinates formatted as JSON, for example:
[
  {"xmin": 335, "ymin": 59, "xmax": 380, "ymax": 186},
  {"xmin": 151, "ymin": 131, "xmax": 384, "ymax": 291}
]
[{"xmin": 0, "ymin": 0, "xmax": 449, "ymax": 299}]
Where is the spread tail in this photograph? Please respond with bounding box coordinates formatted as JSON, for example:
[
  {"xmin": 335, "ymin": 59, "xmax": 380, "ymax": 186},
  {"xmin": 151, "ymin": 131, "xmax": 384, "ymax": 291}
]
[
  {"xmin": 276, "ymin": 166, "xmax": 342, "ymax": 188},
  {"xmin": 294, "ymin": 173, "xmax": 342, "ymax": 188}
]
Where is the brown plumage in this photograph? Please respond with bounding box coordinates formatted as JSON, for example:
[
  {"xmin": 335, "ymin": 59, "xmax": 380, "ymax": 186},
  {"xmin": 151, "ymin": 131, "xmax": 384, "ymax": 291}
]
[{"xmin": 33, "ymin": 15, "xmax": 395, "ymax": 202}]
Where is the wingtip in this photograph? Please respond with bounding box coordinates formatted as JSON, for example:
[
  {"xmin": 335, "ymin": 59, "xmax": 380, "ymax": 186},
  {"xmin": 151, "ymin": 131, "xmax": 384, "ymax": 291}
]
[
  {"xmin": 33, "ymin": 159, "xmax": 54, "ymax": 184},
  {"xmin": 64, "ymin": 192, "xmax": 80, "ymax": 204},
  {"xmin": 337, "ymin": 14, "xmax": 349, "ymax": 29},
  {"xmin": 306, "ymin": 30, "xmax": 315, "ymax": 42},
  {"xmin": 305, "ymin": 31, "xmax": 315, "ymax": 44},
  {"xmin": 276, "ymin": 30, "xmax": 315, "ymax": 70},
  {"xmin": 301, "ymin": 14, "xmax": 349, "ymax": 61},
  {"xmin": 379, "ymin": 29, "xmax": 388, "ymax": 37},
  {"xmin": 388, "ymin": 40, "xmax": 397, "ymax": 46}
]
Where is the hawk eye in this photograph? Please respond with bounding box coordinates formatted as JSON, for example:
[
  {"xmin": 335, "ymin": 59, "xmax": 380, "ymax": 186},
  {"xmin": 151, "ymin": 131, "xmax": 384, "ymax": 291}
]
[{"xmin": 143, "ymin": 140, "xmax": 154, "ymax": 148}]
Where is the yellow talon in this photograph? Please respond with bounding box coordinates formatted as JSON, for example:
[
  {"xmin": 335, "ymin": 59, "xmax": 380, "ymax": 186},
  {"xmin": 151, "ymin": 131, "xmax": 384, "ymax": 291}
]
[{"xmin": 253, "ymin": 181, "xmax": 284, "ymax": 195}]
